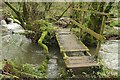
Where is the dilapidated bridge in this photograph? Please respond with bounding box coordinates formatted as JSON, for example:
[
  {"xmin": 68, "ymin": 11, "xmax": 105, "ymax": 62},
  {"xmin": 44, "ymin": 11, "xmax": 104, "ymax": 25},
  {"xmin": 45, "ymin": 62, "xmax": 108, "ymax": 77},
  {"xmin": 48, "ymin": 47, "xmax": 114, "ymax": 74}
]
[
  {"xmin": 56, "ymin": 28, "xmax": 98, "ymax": 68},
  {"xmin": 54, "ymin": 9, "xmax": 109, "ymax": 69}
]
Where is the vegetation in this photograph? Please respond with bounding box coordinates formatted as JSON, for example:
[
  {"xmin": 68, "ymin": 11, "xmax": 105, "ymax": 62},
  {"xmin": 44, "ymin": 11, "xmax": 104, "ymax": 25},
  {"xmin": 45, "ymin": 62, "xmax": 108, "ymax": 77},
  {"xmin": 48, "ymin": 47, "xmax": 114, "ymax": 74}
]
[
  {"xmin": 1, "ymin": 59, "xmax": 47, "ymax": 79},
  {"xmin": 103, "ymin": 25, "xmax": 119, "ymax": 40},
  {"xmin": 58, "ymin": 68, "xmax": 76, "ymax": 78},
  {"xmin": 1, "ymin": 1, "xmax": 119, "ymax": 79},
  {"xmin": 82, "ymin": 66, "xmax": 118, "ymax": 78}
]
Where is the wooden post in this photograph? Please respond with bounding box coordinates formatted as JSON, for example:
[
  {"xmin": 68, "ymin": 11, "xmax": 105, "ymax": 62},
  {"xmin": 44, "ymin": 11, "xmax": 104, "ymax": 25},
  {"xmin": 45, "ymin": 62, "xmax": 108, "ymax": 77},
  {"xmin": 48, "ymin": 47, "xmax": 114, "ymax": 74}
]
[
  {"xmin": 94, "ymin": 16, "xmax": 106, "ymax": 58},
  {"xmin": 78, "ymin": 10, "xmax": 81, "ymax": 23},
  {"xmin": 70, "ymin": 2, "xmax": 74, "ymax": 31},
  {"xmin": 81, "ymin": 11, "xmax": 86, "ymax": 40},
  {"xmin": 81, "ymin": 11, "xmax": 85, "ymax": 25}
]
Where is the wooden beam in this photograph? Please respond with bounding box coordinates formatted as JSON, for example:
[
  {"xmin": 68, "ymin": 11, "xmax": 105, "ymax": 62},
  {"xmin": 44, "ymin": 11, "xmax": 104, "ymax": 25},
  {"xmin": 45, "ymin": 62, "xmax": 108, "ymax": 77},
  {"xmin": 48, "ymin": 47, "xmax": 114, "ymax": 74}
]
[
  {"xmin": 66, "ymin": 56, "xmax": 98, "ymax": 68},
  {"xmin": 74, "ymin": 8, "xmax": 110, "ymax": 16},
  {"xmin": 81, "ymin": 11, "xmax": 85, "ymax": 25},
  {"xmin": 94, "ymin": 16, "xmax": 106, "ymax": 58},
  {"xmin": 70, "ymin": 19, "xmax": 106, "ymax": 43},
  {"xmin": 57, "ymin": 3, "xmax": 71, "ymax": 21}
]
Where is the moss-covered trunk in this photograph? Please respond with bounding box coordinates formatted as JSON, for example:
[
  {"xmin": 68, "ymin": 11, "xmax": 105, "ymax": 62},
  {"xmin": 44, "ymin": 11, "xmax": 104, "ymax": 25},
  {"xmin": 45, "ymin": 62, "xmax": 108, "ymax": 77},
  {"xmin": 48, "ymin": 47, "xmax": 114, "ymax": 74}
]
[{"xmin": 4, "ymin": 2, "xmax": 25, "ymax": 28}]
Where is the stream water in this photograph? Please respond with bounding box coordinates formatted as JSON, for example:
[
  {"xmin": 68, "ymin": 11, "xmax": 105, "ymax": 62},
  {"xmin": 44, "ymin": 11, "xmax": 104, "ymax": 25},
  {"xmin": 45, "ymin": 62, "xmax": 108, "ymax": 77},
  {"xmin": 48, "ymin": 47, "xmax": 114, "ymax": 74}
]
[
  {"xmin": 1, "ymin": 20, "xmax": 65, "ymax": 78},
  {"xmin": 89, "ymin": 40, "xmax": 119, "ymax": 75},
  {"xmin": 99, "ymin": 40, "xmax": 119, "ymax": 75},
  {"xmin": 1, "ymin": 19, "xmax": 119, "ymax": 78}
]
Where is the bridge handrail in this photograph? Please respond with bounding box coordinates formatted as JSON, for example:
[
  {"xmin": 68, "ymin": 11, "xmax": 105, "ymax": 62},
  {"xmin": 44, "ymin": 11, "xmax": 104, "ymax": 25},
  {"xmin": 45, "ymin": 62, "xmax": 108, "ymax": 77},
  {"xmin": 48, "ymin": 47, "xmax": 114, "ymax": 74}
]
[
  {"xmin": 74, "ymin": 8, "xmax": 111, "ymax": 16},
  {"xmin": 70, "ymin": 18, "xmax": 106, "ymax": 43}
]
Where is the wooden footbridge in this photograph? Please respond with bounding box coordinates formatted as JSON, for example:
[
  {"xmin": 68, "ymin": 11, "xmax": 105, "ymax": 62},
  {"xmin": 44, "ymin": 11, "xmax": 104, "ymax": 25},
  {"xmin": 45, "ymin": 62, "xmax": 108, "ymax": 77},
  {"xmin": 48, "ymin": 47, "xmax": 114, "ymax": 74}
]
[
  {"xmin": 54, "ymin": 8, "xmax": 109, "ymax": 69},
  {"xmin": 55, "ymin": 28, "xmax": 98, "ymax": 68}
]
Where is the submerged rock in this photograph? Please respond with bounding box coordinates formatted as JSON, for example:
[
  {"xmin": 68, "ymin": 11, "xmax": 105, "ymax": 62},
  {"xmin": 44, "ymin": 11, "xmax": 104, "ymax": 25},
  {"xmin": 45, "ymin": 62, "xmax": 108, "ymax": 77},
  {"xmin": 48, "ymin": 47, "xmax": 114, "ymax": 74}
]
[
  {"xmin": 113, "ymin": 26, "xmax": 120, "ymax": 30},
  {"xmin": 6, "ymin": 18, "xmax": 14, "ymax": 24},
  {"xmin": 0, "ymin": 18, "xmax": 33, "ymax": 34},
  {"xmin": 0, "ymin": 20, "xmax": 7, "ymax": 25}
]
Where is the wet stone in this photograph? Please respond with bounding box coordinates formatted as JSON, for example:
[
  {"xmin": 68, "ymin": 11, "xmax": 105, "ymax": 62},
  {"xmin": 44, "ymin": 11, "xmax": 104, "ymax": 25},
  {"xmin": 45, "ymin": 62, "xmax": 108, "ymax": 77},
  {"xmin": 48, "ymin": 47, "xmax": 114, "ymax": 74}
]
[
  {"xmin": 47, "ymin": 64, "xmax": 58, "ymax": 70},
  {"xmin": 49, "ymin": 59, "xmax": 57, "ymax": 64},
  {"xmin": 52, "ymin": 55, "xmax": 58, "ymax": 58},
  {"xmin": 47, "ymin": 69, "xmax": 59, "ymax": 78}
]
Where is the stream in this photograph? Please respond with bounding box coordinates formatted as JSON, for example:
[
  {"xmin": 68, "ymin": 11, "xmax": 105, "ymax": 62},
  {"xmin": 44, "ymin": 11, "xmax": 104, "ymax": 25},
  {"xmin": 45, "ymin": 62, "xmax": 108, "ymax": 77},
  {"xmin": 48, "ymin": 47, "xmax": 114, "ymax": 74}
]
[
  {"xmin": 89, "ymin": 40, "xmax": 119, "ymax": 75},
  {"xmin": 1, "ymin": 19, "xmax": 65, "ymax": 78},
  {"xmin": 99, "ymin": 40, "xmax": 119, "ymax": 75},
  {"xmin": 1, "ymin": 19, "xmax": 119, "ymax": 78}
]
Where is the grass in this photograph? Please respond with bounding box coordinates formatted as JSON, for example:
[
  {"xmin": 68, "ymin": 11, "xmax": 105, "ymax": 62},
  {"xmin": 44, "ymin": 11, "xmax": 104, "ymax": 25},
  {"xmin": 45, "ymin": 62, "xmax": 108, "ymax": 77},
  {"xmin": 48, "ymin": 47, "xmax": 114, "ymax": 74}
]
[{"xmin": 103, "ymin": 24, "xmax": 119, "ymax": 39}]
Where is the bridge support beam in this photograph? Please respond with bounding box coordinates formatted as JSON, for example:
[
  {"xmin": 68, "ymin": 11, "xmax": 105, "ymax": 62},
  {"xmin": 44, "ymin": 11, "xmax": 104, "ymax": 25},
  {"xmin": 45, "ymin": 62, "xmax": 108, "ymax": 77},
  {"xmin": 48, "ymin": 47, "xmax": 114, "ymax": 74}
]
[{"xmin": 94, "ymin": 16, "xmax": 106, "ymax": 58}]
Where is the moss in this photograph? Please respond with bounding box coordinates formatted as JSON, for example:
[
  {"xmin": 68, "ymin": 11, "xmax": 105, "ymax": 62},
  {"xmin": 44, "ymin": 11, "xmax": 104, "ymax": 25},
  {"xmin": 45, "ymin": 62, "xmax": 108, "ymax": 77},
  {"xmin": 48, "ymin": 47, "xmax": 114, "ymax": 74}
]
[
  {"xmin": 38, "ymin": 65, "xmax": 45, "ymax": 71},
  {"xmin": 38, "ymin": 59, "xmax": 48, "ymax": 74},
  {"xmin": 55, "ymin": 33, "xmax": 68, "ymax": 61},
  {"xmin": 43, "ymin": 62, "xmax": 47, "ymax": 67},
  {"xmin": 58, "ymin": 68, "xmax": 76, "ymax": 78},
  {"xmin": 38, "ymin": 31, "xmax": 49, "ymax": 59}
]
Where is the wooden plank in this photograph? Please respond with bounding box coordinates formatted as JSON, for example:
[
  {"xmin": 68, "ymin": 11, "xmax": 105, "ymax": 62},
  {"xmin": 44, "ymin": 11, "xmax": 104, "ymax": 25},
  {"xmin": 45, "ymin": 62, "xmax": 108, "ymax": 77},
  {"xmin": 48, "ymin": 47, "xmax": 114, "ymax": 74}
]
[
  {"xmin": 65, "ymin": 56, "xmax": 98, "ymax": 68},
  {"xmin": 74, "ymin": 8, "xmax": 110, "ymax": 16},
  {"xmin": 57, "ymin": 33, "xmax": 89, "ymax": 52},
  {"xmin": 69, "ymin": 60, "xmax": 91, "ymax": 64},
  {"xmin": 66, "ymin": 63, "xmax": 98, "ymax": 68},
  {"xmin": 64, "ymin": 49, "xmax": 87, "ymax": 52},
  {"xmin": 70, "ymin": 19, "xmax": 106, "ymax": 43},
  {"xmin": 57, "ymin": 29, "xmax": 71, "ymax": 35},
  {"xmin": 69, "ymin": 56, "xmax": 94, "ymax": 60},
  {"xmin": 57, "ymin": 32, "xmax": 71, "ymax": 35}
]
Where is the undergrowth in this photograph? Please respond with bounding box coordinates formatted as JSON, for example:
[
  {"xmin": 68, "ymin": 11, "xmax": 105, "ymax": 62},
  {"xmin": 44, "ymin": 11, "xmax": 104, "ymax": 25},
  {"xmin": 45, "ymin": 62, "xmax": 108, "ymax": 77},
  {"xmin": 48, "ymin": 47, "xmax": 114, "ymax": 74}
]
[{"xmin": 1, "ymin": 58, "xmax": 48, "ymax": 79}]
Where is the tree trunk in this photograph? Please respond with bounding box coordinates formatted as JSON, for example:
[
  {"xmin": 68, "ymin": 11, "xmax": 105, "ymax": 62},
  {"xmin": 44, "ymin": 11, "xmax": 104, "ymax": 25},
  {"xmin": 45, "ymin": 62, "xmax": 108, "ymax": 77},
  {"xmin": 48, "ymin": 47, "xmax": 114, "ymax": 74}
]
[{"xmin": 4, "ymin": 2, "xmax": 25, "ymax": 28}]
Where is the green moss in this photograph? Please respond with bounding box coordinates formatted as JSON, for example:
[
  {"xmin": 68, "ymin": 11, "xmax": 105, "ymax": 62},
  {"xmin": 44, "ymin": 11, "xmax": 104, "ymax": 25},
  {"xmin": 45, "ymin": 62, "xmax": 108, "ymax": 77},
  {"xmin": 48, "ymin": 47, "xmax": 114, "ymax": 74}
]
[
  {"xmin": 55, "ymin": 33, "xmax": 68, "ymax": 59},
  {"xmin": 38, "ymin": 31, "xmax": 49, "ymax": 59},
  {"xmin": 38, "ymin": 59, "xmax": 48, "ymax": 74},
  {"xmin": 43, "ymin": 62, "xmax": 47, "ymax": 67},
  {"xmin": 58, "ymin": 68, "xmax": 76, "ymax": 78},
  {"xmin": 38, "ymin": 65, "xmax": 45, "ymax": 71}
]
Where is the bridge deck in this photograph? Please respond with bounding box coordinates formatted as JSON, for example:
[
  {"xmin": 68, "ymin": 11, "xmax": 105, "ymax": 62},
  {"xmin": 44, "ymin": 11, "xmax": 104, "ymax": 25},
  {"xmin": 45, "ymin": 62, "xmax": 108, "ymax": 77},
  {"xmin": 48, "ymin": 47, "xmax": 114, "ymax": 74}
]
[
  {"xmin": 56, "ymin": 28, "xmax": 98, "ymax": 68},
  {"xmin": 65, "ymin": 56, "xmax": 98, "ymax": 68},
  {"xmin": 56, "ymin": 29, "xmax": 89, "ymax": 52}
]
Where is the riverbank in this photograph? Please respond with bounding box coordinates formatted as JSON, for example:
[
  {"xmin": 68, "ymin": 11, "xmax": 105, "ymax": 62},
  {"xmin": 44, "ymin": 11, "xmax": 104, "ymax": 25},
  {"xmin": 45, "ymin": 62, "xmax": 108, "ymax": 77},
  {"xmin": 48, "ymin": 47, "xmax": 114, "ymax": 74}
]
[{"xmin": 103, "ymin": 18, "xmax": 120, "ymax": 40}]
